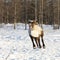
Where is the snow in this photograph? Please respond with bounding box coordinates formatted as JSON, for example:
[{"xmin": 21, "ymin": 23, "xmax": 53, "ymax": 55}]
[{"xmin": 0, "ymin": 23, "xmax": 60, "ymax": 60}]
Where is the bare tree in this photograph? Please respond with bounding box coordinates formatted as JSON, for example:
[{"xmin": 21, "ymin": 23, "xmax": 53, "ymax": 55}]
[
  {"xmin": 2, "ymin": 1, "xmax": 4, "ymax": 24},
  {"xmin": 41, "ymin": 0, "xmax": 43, "ymax": 28},
  {"xmin": 53, "ymin": 0, "xmax": 59, "ymax": 29},
  {"xmin": 14, "ymin": 0, "xmax": 17, "ymax": 29},
  {"xmin": 4, "ymin": 0, "xmax": 10, "ymax": 23},
  {"xmin": 23, "ymin": 0, "xmax": 28, "ymax": 30},
  {"xmin": 58, "ymin": 0, "xmax": 59, "ymax": 28},
  {"xmin": 35, "ymin": 0, "xmax": 37, "ymax": 21}
]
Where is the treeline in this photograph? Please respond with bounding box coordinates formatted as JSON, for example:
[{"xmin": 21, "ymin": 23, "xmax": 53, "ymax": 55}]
[{"xmin": 0, "ymin": 0, "xmax": 60, "ymax": 25}]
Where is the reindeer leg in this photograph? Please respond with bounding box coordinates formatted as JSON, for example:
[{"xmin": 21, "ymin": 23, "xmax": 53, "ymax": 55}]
[
  {"xmin": 38, "ymin": 38, "xmax": 41, "ymax": 48},
  {"xmin": 41, "ymin": 35, "xmax": 45, "ymax": 48},
  {"xmin": 30, "ymin": 35, "xmax": 36, "ymax": 49},
  {"xmin": 35, "ymin": 38, "xmax": 38, "ymax": 47}
]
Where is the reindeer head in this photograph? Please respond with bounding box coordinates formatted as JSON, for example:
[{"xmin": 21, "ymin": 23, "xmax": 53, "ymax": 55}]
[{"xmin": 28, "ymin": 20, "xmax": 38, "ymax": 28}]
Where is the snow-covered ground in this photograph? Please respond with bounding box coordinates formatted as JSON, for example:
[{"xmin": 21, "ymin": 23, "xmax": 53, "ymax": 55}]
[{"xmin": 0, "ymin": 23, "xmax": 60, "ymax": 60}]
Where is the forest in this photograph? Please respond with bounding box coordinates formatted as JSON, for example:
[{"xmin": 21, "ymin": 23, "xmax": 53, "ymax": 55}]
[{"xmin": 0, "ymin": 0, "xmax": 60, "ymax": 29}]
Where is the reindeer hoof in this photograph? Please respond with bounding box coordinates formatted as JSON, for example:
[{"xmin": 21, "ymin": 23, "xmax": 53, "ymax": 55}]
[
  {"xmin": 43, "ymin": 45, "xmax": 45, "ymax": 49},
  {"xmin": 33, "ymin": 46, "xmax": 36, "ymax": 49},
  {"xmin": 39, "ymin": 46, "xmax": 41, "ymax": 48}
]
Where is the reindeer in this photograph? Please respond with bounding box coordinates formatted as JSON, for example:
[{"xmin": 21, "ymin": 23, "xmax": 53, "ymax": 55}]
[{"xmin": 28, "ymin": 20, "xmax": 45, "ymax": 49}]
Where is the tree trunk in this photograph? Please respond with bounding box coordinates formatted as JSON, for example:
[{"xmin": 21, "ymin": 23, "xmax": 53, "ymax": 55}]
[
  {"xmin": 58, "ymin": 0, "xmax": 59, "ymax": 29},
  {"xmin": 35, "ymin": 0, "xmax": 37, "ymax": 21},
  {"xmin": 24, "ymin": 0, "xmax": 27, "ymax": 30},
  {"xmin": 7, "ymin": 6, "xmax": 9, "ymax": 24},
  {"xmin": 41, "ymin": 0, "xmax": 43, "ymax": 28},
  {"xmin": 14, "ymin": 2, "xmax": 17, "ymax": 29}
]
